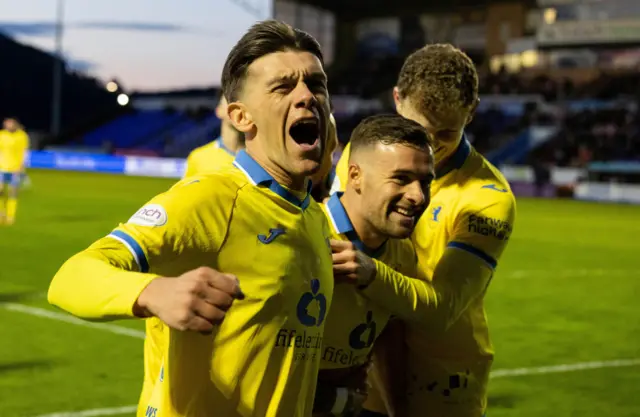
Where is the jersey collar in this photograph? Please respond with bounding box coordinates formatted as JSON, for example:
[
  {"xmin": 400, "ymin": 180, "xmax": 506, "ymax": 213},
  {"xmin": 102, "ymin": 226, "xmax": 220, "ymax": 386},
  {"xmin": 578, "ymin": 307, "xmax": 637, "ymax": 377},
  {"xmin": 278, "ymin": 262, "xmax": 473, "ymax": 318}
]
[
  {"xmin": 436, "ymin": 134, "xmax": 471, "ymax": 178},
  {"xmin": 326, "ymin": 192, "xmax": 386, "ymax": 258},
  {"xmin": 233, "ymin": 150, "xmax": 312, "ymax": 210},
  {"xmin": 215, "ymin": 137, "xmax": 235, "ymax": 156}
]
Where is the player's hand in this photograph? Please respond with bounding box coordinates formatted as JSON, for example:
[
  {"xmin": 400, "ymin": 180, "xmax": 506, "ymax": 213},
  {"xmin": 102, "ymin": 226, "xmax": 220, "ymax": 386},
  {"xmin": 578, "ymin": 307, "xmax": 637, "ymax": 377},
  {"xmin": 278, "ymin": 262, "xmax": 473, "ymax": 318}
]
[
  {"xmin": 330, "ymin": 239, "xmax": 376, "ymax": 288},
  {"xmin": 134, "ymin": 267, "xmax": 244, "ymax": 334}
]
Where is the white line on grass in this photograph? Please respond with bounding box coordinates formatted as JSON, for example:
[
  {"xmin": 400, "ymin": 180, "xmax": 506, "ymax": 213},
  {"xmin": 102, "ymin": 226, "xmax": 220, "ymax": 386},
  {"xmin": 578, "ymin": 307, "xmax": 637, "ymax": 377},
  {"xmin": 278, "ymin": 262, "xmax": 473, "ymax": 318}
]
[
  {"xmin": 8, "ymin": 301, "xmax": 640, "ymax": 417},
  {"xmin": 29, "ymin": 358, "xmax": 640, "ymax": 417},
  {"xmin": 504, "ymin": 268, "xmax": 632, "ymax": 279},
  {"xmin": 31, "ymin": 405, "xmax": 137, "ymax": 417},
  {"xmin": 1, "ymin": 303, "xmax": 144, "ymax": 339},
  {"xmin": 508, "ymin": 269, "xmax": 632, "ymax": 278},
  {"xmin": 491, "ymin": 358, "xmax": 640, "ymax": 378}
]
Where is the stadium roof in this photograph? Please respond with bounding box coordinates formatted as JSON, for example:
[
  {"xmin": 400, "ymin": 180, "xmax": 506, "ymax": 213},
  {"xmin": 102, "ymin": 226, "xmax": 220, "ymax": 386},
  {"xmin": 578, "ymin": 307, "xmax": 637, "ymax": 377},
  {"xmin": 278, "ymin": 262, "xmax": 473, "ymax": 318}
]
[{"xmin": 289, "ymin": 0, "xmax": 530, "ymax": 18}]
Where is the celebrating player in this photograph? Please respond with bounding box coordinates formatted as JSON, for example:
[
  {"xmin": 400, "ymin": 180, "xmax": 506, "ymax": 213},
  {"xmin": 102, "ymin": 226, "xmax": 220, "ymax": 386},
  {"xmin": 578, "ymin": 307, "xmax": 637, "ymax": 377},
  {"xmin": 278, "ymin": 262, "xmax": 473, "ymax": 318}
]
[
  {"xmin": 183, "ymin": 94, "xmax": 244, "ymax": 177},
  {"xmin": 48, "ymin": 20, "xmax": 334, "ymax": 417},
  {"xmin": 332, "ymin": 44, "xmax": 517, "ymax": 417},
  {"xmin": 0, "ymin": 117, "xmax": 29, "ymax": 225},
  {"xmin": 312, "ymin": 114, "xmax": 434, "ymax": 416}
]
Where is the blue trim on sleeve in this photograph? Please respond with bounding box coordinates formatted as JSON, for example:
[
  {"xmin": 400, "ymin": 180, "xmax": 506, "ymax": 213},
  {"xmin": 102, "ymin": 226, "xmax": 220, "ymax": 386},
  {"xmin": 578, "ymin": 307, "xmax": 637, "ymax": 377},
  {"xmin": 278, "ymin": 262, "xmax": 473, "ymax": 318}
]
[
  {"xmin": 447, "ymin": 241, "xmax": 497, "ymax": 269},
  {"xmin": 110, "ymin": 230, "xmax": 150, "ymax": 273}
]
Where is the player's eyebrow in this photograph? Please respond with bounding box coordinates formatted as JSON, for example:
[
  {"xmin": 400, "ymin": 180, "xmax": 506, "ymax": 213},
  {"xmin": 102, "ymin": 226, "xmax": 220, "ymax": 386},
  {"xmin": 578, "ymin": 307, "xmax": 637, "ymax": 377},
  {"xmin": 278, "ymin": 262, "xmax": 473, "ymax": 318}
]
[
  {"xmin": 267, "ymin": 74, "xmax": 296, "ymax": 87},
  {"xmin": 267, "ymin": 71, "xmax": 327, "ymax": 87},
  {"xmin": 392, "ymin": 169, "xmax": 435, "ymax": 182},
  {"xmin": 305, "ymin": 71, "xmax": 327, "ymax": 85}
]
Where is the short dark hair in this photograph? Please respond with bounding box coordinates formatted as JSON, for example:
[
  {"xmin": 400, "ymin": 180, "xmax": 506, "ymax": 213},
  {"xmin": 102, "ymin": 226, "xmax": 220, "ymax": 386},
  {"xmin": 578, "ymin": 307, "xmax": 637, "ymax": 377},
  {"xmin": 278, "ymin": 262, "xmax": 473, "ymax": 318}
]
[
  {"xmin": 397, "ymin": 43, "xmax": 478, "ymax": 116},
  {"xmin": 349, "ymin": 114, "xmax": 432, "ymax": 158},
  {"xmin": 222, "ymin": 20, "xmax": 324, "ymax": 102}
]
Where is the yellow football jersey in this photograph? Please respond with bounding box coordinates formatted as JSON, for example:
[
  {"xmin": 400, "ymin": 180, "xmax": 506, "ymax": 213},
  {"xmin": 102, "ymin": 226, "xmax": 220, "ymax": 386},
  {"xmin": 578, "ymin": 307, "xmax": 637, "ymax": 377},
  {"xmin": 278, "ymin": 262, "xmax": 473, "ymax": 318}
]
[
  {"xmin": 53, "ymin": 150, "xmax": 334, "ymax": 417},
  {"xmin": 0, "ymin": 129, "xmax": 29, "ymax": 173},
  {"xmin": 139, "ymin": 137, "xmax": 237, "ymax": 407},
  {"xmin": 183, "ymin": 137, "xmax": 235, "ymax": 178},
  {"xmin": 319, "ymin": 193, "xmax": 417, "ymax": 370},
  {"xmin": 333, "ymin": 138, "xmax": 516, "ymax": 417}
]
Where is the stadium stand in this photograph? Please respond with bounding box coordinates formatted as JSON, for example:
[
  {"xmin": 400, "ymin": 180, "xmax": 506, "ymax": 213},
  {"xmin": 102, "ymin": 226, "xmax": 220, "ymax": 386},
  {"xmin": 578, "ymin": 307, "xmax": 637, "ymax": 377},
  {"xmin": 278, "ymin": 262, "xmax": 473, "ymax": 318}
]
[{"xmin": 0, "ymin": 32, "xmax": 124, "ymax": 137}]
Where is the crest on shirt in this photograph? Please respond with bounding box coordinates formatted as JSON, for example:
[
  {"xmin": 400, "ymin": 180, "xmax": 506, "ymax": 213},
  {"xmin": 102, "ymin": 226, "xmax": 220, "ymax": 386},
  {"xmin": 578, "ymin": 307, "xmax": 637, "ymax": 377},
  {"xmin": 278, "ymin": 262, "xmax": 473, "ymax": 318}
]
[
  {"xmin": 128, "ymin": 204, "xmax": 168, "ymax": 227},
  {"xmin": 427, "ymin": 203, "xmax": 444, "ymax": 229}
]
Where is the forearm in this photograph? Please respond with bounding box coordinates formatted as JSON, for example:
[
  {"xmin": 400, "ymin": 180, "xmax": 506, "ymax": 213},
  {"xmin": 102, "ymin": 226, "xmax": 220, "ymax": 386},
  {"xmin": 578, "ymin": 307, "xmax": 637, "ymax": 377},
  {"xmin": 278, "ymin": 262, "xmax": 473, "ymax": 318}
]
[
  {"xmin": 362, "ymin": 250, "xmax": 493, "ymax": 329},
  {"xmin": 48, "ymin": 249, "xmax": 158, "ymax": 321},
  {"xmin": 362, "ymin": 259, "xmax": 440, "ymax": 325}
]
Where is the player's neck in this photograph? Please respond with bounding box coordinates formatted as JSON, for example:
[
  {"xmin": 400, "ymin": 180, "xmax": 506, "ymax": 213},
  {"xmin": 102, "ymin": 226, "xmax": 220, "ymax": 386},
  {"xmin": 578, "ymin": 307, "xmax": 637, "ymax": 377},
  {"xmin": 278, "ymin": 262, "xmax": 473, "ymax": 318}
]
[
  {"xmin": 245, "ymin": 147, "xmax": 307, "ymax": 192},
  {"xmin": 435, "ymin": 138, "xmax": 463, "ymax": 172},
  {"xmin": 220, "ymin": 124, "xmax": 244, "ymax": 153},
  {"xmin": 340, "ymin": 191, "xmax": 387, "ymax": 250}
]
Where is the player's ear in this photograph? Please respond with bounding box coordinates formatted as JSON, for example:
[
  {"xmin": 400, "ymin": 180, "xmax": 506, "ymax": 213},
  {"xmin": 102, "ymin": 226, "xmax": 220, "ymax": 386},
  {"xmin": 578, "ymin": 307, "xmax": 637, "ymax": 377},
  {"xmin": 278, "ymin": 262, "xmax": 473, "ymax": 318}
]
[
  {"xmin": 227, "ymin": 101, "xmax": 254, "ymax": 134},
  {"xmin": 393, "ymin": 87, "xmax": 402, "ymax": 111},
  {"xmin": 465, "ymin": 98, "xmax": 479, "ymax": 126},
  {"xmin": 348, "ymin": 163, "xmax": 363, "ymax": 192}
]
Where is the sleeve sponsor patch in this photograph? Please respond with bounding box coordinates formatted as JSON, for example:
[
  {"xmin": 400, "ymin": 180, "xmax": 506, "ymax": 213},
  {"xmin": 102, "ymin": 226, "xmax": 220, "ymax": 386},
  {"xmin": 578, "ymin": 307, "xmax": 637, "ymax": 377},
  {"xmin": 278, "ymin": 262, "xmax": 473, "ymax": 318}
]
[
  {"xmin": 127, "ymin": 204, "xmax": 168, "ymax": 227},
  {"xmin": 468, "ymin": 214, "xmax": 512, "ymax": 241}
]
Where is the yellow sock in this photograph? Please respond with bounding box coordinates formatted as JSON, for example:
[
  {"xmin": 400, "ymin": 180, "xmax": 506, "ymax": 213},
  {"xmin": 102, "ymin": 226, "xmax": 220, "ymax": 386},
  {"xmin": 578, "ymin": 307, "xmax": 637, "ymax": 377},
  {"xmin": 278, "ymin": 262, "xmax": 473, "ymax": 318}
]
[{"xmin": 6, "ymin": 197, "xmax": 17, "ymax": 222}]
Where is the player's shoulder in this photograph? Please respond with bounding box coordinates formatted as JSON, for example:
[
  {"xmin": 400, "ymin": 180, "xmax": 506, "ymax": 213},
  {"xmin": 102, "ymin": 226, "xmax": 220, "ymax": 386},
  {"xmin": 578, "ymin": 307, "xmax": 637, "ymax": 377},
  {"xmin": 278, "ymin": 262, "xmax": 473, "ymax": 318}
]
[
  {"xmin": 163, "ymin": 166, "xmax": 249, "ymax": 207},
  {"xmin": 458, "ymin": 150, "xmax": 516, "ymax": 211},
  {"xmin": 187, "ymin": 140, "xmax": 219, "ymax": 159}
]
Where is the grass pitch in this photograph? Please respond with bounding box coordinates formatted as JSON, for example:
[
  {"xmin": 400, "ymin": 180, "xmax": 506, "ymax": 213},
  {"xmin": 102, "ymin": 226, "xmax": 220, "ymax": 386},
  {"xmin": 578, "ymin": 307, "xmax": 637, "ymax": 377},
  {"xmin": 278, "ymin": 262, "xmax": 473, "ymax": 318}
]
[{"xmin": 1, "ymin": 170, "xmax": 639, "ymax": 416}]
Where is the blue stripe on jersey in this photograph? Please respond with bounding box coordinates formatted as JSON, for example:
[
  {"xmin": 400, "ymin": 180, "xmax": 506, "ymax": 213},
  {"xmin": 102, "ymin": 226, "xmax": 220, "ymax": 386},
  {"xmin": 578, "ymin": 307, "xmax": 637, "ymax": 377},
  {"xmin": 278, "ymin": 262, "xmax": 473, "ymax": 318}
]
[
  {"xmin": 326, "ymin": 192, "xmax": 386, "ymax": 258},
  {"xmin": 447, "ymin": 241, "xmax": 497, "ymax": 269},
  {"xmin": 233, "ymin": 150, "xmax": 312, "ymax": 210},
  {"xmin": 109, "ymin": 230, "xmax": 150, "ymax": 273}
]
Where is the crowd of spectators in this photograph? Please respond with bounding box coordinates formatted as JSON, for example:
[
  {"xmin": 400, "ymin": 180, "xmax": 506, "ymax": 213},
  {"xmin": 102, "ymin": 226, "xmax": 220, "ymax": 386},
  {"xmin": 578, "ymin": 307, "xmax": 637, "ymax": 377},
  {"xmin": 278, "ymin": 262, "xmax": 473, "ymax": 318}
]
[{"xmin": 330, "ymin": 53, "xmax": 640, "ymax": 167}]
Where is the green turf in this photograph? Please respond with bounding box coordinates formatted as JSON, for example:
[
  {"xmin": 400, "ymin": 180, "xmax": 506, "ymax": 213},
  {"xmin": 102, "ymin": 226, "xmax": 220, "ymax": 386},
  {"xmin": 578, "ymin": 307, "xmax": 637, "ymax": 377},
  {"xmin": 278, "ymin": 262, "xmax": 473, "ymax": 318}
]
[{"xmin": 1, "ymin": 169, "xmax": 639, "ymax": 416}]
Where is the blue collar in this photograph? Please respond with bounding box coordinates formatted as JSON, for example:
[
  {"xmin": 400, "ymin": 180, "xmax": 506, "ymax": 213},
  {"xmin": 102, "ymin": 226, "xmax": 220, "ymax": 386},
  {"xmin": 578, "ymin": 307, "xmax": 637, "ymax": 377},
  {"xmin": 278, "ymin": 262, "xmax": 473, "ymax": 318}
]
[
  {"xmin": 233, "ymin": 150, "xmax": 311, "ymax": 210},
  {"xmin": 436, "ymin": 135, "xmax": 471, "ymax": 178},
  {"xmin": 326, "ymin": 192, "xmax": 386, "ymax": 258},
  {"xmin": 216, "ymin": 137, "xmax": 235, "ymax": 156}
]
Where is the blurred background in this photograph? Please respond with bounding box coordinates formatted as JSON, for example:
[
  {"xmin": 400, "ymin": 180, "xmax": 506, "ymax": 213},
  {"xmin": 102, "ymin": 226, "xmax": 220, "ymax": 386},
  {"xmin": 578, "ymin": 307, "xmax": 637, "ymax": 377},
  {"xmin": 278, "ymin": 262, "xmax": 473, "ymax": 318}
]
[{"xmin": 0, "ymin": 0, "xmax": 638, "ymax": 416}]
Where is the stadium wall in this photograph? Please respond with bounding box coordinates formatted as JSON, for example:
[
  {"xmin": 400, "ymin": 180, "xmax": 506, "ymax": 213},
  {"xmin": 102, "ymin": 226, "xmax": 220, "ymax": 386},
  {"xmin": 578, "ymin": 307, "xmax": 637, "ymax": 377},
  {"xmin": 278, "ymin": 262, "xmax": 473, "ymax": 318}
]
[{"xmin": 26, "ymin": 150, "xmax": 640, "ymax": 204}]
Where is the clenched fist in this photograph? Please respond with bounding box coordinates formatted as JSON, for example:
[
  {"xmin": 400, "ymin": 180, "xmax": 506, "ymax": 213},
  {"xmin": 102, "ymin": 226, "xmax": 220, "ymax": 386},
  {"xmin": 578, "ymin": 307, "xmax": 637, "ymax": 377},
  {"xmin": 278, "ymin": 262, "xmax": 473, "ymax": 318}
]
[
  {"xmin": 330, "ymin": 239, "xmax": 376, "ymax": 288},
  {"xmin": 134, "ymin": 267, "xmax": 244, "ymax": 333}
]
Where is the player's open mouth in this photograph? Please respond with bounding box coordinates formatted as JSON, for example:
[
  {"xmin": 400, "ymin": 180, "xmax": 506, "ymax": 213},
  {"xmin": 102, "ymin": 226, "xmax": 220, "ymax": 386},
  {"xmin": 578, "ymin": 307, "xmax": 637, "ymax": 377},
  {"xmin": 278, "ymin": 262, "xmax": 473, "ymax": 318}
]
[{"xmin": 289, "ymin": 118, "xmax": 320, "ymax": 149}]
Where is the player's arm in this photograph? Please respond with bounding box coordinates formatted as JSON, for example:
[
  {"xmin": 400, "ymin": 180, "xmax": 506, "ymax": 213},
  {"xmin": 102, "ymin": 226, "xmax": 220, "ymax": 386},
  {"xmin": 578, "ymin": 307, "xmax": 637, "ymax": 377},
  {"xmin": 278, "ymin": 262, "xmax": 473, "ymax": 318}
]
[
  {"xmin": 18, "ymin": 132, "xmax": 29, "ymax": 171},
  {"xmin": 366, "ymin": 194, "xmax": 515, "ymax": 328},
  {"xmin": 48, "ymin": 178, "xmax": 241, "ymax": 326},
  {"xmin": 333, "ymin": 194, "xmax": 516, "ymax": 329}
]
